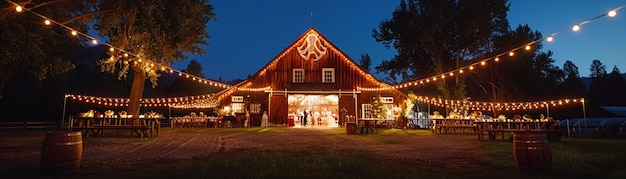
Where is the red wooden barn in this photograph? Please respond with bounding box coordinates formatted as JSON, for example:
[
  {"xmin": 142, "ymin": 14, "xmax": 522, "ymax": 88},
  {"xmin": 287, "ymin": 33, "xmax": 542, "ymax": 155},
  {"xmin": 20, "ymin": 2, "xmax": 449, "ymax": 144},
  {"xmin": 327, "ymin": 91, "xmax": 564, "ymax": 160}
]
[{"xmin": 214, "ymin": 28, "xmax": 407, "ymax": 127}]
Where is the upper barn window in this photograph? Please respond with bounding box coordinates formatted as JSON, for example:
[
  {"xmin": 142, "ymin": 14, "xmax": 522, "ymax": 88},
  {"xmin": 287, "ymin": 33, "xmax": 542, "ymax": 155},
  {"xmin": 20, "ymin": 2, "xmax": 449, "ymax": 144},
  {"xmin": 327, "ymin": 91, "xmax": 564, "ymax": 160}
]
[
  {"xmin": 322, "ymin": 68, "xmax": 335, "ymax": 83},
  {"xmin": 293, "ymin": 68, "xmax": 304, "ymax": 83}
]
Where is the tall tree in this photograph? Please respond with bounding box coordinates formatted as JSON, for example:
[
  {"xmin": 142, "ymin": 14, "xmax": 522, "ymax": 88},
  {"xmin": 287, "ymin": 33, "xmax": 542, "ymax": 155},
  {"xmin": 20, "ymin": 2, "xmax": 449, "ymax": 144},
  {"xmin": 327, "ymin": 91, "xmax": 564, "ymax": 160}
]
[
  {"xmin": 468, "ymin": 24, "xmax": 563, "ymax": 108},
  {"xmin": 1, "ymin": 1, "xmax": 216, "ymax": 118},
  {"xmin": 611, "ymin": 65, "xmax": 621, "ymax": 74},
  {"xmin": 563, "ymin": 60, "xmax": 580, "ymax": 78},
  {"xmin": 0, "ymin": 1, "xmax": 91, "ymax": 98},
  {"xmin": 186, "ymin": 60, "xmax": 205, "ymax": 78},
  {"xmin": 373, "ymin": 0, "xmax": 510, "ymax": 100},
  {"xmin": 358, "ymin": 54, "xmax": 372, "ymax": 73},
  {"xmin": 97, "ymin": 1, "xmax": 216, "ymax": 118},
  {"xmin": 558, "ymin": 60, "xmax": 586, "ymax": 98},
  {"xmin": 587, "ymin": 65, "xmax": 626, "ymax": 116},
  {"xmin": 589, "ymin": 59, "xmax": 607, "ymax": 78}
]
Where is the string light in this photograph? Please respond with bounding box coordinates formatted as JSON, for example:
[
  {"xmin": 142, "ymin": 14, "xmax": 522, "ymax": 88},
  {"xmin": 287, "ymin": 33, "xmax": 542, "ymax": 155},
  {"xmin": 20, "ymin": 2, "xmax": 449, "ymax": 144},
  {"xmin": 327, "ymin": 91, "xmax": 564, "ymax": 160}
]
[
  {"xmin": 414, "ymin": 96, "xmax": 584, "ymax": 112},
  {"xmin": 7, "ymin": 0, "xmax": 232, "ymax": 90},
  {"xmin": 7, "ymin": 1, "xmax": 623, "ymax": 109},
  {"xmin": 360, "ymin": 4, "xmax": 626, "ymax": 90}
]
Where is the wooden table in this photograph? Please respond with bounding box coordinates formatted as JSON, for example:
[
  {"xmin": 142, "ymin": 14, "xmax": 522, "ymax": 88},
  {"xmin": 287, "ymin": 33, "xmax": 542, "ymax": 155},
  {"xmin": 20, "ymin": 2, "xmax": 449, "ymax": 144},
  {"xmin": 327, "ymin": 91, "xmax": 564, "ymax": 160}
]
[
  {"xmin": 170, "ymin": 117, "xmax": 220, "ymax": 128},
  {"xmin": 430, "ymin": 118, "xmax": 476, "ymax": 134},
  {"xmin": 356, "ymin": 118, "xmax": 394, "ymax": 134},
  {"xmin": 69, "ymin": 116, "xmax": 161, "ymax": 138},
  {"xmin": 474, "ymin": 120, "xmax": 559, "ymax": 140}
]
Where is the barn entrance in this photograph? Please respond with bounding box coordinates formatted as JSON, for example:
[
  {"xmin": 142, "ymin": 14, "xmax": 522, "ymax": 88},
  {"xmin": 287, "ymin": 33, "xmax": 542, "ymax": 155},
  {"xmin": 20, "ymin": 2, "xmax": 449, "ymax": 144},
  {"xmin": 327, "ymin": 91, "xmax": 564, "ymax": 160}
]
[{"xmin": 288, "ymin": 94, "xmax": 339, "ymax": 127}]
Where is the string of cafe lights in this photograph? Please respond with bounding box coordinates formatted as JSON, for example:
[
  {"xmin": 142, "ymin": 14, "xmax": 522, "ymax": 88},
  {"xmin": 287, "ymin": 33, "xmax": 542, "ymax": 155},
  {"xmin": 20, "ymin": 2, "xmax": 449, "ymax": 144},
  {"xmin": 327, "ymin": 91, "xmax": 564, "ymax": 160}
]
[
  {"xmin": 414, "ymin": 96, "xmax": 584, "ymax": 112},
  {"xmin": 358, "ymin": 4, "xmax": 625, "ymax": 92},
  {"xmin": 65, "ymin": 94, "xmax": 219, "ymax": 108},
  {"xmin": 7, "ymin": 0, "xmax": 238, "ymax": 90}
]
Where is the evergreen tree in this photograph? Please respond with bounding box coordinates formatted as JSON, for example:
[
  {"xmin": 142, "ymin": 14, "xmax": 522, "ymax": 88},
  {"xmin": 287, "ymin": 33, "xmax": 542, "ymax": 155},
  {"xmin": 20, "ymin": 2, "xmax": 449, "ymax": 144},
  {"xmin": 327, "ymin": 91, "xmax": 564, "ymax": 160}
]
[
  {"xmin": 589, "ymin": 59, "xmax": 607, "ymax": 78},
  {"xmin": 373, "ymin": 0, "xmax": 510, "ymax": 100},
  {"xmin": 359, "ymin": 54, "xmax": 372, "ymax": 73}
]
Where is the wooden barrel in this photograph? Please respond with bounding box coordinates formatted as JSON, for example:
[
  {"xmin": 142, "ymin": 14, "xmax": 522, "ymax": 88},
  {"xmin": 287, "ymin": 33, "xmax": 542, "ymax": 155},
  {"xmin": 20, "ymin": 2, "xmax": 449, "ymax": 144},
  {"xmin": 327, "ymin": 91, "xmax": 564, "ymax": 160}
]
[
  {"xmin": 513, "ymin": 132, "xmax": 552, "ymax": 173},
  {"xmin": 41, "ymin": 131, "xmax": 83, "ymax": 174},
  {"xmin": 346, "ymin": 122, "xmax": 357, "ymax": 134}
]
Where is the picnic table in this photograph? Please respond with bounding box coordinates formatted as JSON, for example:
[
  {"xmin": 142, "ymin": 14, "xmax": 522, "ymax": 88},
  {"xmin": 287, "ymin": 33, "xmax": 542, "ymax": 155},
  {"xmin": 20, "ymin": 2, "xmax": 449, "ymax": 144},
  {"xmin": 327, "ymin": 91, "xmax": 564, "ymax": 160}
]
[
  {"xmin": 69, "ymin": 116, "xmax": 161, "ymax": 138},
  {"xmin": 430, "ymin": 118, "xmax": 476, "ymax": 134},
  {"xmin": 475, "ymin": 120, "xmax": 560, "ymax": 140},
  {"xmin": 356, "ymin": 118, "xmax": 394, "ymax": 134}
]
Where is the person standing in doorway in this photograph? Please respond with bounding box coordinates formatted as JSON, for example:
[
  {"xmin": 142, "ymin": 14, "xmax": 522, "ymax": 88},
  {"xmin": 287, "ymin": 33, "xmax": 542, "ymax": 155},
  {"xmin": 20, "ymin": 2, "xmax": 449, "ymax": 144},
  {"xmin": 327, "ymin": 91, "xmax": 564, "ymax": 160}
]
[{"xmin": 302, "ymin": 108, "xmax": 308, "ymax": 127}]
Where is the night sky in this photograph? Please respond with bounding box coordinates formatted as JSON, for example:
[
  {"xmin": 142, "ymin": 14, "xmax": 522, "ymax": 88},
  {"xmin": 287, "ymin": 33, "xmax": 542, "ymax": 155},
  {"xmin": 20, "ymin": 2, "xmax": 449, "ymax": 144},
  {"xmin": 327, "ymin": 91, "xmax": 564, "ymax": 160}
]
[{"xmin": 175, "ymin": 0, "xmax": 626, "ymax": 81}]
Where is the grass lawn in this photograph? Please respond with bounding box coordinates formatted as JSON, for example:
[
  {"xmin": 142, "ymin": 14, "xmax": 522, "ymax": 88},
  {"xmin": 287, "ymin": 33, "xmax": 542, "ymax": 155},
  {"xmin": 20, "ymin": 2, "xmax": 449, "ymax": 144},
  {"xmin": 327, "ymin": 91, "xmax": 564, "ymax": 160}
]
[{"xmin": 2, "ymin": 128, "xmax": 625, "ymax": 178}]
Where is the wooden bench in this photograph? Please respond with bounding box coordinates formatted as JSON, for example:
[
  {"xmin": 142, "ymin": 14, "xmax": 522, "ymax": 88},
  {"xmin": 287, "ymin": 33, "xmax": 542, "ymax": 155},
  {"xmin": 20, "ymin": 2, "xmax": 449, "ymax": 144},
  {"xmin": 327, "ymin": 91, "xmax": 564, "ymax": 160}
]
[
  {"xmin": 74, "ymin": 125, "xmax": 152, "ymax": 138},
  {"xmin": 434, "ymin": 124, "xmax": 476, "ymax": 134},
  {"xmin": 478, "ymin": 129, "xmax": 561, "ymax": 141}
]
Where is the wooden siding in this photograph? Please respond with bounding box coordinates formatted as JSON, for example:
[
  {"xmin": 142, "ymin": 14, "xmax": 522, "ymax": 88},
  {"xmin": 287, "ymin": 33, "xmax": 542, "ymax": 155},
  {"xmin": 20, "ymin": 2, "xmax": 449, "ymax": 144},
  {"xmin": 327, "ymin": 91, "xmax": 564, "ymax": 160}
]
[{"xmin": 219, "ymin": 28, "xmax": 407, "ymax": 125}]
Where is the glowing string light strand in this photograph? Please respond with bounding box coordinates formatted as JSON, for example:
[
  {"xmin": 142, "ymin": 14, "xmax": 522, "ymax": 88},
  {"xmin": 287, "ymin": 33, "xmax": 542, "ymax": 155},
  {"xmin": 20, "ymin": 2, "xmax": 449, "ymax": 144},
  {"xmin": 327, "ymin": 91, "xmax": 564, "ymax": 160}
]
[
  {"xmin": 6, "ymin": 0, "xmax": 232, "ymax": 89},
  {"xmin": 359, "ymin": 4, "xmax": 626, "ymax": 91}
]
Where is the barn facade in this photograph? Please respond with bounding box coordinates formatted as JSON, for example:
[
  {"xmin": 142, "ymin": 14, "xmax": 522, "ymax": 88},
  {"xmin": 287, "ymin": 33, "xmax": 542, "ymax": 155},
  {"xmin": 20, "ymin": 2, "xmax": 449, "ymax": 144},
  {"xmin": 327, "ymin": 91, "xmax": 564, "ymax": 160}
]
[{"xmin": 216, "ymin": 28, "xmax": 406, "ymax": 127}]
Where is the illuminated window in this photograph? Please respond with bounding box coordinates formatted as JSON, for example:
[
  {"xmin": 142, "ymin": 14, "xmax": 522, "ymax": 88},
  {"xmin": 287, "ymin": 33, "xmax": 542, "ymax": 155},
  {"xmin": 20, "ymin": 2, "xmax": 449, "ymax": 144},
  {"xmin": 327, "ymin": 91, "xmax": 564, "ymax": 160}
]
[
  {"xmin": 381, "ymin": 97, "xmax": 394, "ymax": 104},
  {"xmin": 250, "ymin": 104, "xmax": 261, "ymax": 114},
  {"xmin": 322, "ymin": 68, "xmax": 335, "ymax": 83},
  {"xmin": 231, "ymin": 96, "xmax": 243, "ymax": 102},
  {"xmin": 362, "ymin": 104, "xmax": 372, "ymax": 118},
  {"xmin": 293, "ymin": 68, "xmax": 304, "ymax": 83},
  {"xmin": 231, "ymin": 103, "xmax": 244, "ymax": 113}
]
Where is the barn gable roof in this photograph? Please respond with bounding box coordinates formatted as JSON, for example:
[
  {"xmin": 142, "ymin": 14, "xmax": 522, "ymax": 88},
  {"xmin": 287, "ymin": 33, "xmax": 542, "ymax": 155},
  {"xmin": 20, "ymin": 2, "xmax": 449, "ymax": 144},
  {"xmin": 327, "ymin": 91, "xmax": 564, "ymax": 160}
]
[{"xmin": 233, "ymin": 27, "xmax": 392, "ymax": 90}]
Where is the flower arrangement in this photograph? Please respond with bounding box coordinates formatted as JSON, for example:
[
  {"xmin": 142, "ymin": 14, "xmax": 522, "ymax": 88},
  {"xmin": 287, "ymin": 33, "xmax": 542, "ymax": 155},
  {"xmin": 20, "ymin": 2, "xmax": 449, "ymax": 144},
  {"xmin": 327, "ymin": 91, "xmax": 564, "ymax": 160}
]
[
  {"xmin": 81, "ymin": 109, "xmax": 95, "ymax": 117},
  {"xmin": 104, "ymin": 110, "xmax": 115, "ymax": 118},
  {"xmin": 119, "ymin": 111, "xmax": 128, "ymax": 118},
  {"xmin": 498, "ymin": 114, "xmax": 506, "ymax": 121}
]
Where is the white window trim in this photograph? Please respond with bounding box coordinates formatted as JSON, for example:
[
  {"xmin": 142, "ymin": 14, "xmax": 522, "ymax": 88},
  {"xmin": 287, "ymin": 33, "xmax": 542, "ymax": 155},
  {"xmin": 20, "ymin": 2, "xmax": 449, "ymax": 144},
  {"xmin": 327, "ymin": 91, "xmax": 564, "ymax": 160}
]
[
  {"xmin": 293, "ymin": 68, "xmax": 304, "ymax": 83},
  {"xmin": 322, "ymin": 68, "xmax": 335, "ymax": 83},
  {"xmin": 381, "ymin": 97, "xmax": 394, "ymax": 104},
  {"xmin": 362, "ymin": 104, "xmax": 372, "ymax": 119}
]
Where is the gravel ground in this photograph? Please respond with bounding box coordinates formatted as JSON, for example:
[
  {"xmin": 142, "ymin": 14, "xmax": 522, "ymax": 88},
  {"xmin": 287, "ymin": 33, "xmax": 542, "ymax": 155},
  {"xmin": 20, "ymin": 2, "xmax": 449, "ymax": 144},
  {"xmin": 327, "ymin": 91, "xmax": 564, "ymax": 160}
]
[{"xmin": 0, "ymin": 127, "xmax": 483, "ymax": 177}]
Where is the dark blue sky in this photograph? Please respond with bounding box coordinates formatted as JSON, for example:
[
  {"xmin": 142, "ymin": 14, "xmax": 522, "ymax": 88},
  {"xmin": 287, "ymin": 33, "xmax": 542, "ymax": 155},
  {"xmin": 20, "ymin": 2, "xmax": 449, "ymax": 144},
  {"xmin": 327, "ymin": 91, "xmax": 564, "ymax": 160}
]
[{"xmin": 176, "ymin": 0, "xmax": 626, "ymax": 81}]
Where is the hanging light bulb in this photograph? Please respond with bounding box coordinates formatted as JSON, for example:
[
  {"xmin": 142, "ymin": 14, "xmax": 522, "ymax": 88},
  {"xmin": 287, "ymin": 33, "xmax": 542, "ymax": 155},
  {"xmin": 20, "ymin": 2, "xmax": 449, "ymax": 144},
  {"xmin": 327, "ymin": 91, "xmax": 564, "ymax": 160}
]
[
  {"xmin": 44, "ymin": 19, "xmax": 51, "ymax": 25},
  {"xmin": 546, "ymin": 36, "xmax": 554, "ymax": 42},
  {"xmin": 608, "ymin": 10, "xmax": 617, "ymax": 17},
  {"xmin": 572, "ymin": 24, "xmax": 581, "ymax": 31},
  {"xmin": 508, "ymin": 51, "xmax": 514, "ymax": 56},
  {"xmin": 109, "ymin": 47, "xmax": 115, "ymax": 52},
  {"xmin": 481, "ymin": 61, "xmax": 486, "ymax": 66},
  {"xmin": 71, "ymin": 30, "xmax": 78, "ymax": 36},
  {"xmin": 16, "ymin": 6, "xmax": 23, "ymax": 12},
  {"xmin": 494, "ymin": 57, "xmax": 500, "ymax": 62},
  {"xmin": 525, "ymin": 45, "xmax": 531, "ymax": 50},
  {"xmin": 91, "ymin": 39, "xmax": 97, "ymax": 44}
]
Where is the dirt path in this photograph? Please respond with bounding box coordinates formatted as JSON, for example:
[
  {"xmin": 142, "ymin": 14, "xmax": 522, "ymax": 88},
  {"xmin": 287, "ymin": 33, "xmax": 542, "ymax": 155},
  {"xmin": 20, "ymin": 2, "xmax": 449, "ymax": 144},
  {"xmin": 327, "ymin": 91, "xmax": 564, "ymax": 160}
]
[{"xmin": 0, "ymin": 128, "xmax": 484, "ymax": 172}]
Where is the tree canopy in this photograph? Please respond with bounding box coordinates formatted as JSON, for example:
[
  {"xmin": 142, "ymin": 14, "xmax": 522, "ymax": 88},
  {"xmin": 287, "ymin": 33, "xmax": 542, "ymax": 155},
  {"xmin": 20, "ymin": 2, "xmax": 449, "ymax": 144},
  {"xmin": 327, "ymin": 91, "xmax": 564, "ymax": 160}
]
[
  {"xmin": 1, "ymin": 0, "xmax": 216, "ymax": 117},
  {"xmin": 373, "ymin": 0, "xmax": 510, "ymax": 100}
]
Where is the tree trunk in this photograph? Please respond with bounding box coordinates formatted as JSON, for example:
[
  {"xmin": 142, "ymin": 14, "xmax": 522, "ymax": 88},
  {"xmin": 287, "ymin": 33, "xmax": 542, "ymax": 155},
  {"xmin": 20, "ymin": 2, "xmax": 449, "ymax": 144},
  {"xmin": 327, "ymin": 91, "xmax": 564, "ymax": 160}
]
[{"xmin": 127, "ymin": 66, "xmax": 146, "ymax": 125}]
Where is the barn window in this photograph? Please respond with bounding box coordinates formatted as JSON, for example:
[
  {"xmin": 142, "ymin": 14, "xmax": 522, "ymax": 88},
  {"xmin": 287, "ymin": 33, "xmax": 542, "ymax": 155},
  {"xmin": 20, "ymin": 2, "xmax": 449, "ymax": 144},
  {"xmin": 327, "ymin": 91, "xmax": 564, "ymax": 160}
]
[
  {"xmin": 362, "ymin": 104, "xmax": 372, "ymax": 118},
  {"xmin": 322, "ymin": 68, "xmax": 335, "ymax": 83},
  {"xmin": 293, "ymin": 68, "xmax": 304, "ymax": 83}
]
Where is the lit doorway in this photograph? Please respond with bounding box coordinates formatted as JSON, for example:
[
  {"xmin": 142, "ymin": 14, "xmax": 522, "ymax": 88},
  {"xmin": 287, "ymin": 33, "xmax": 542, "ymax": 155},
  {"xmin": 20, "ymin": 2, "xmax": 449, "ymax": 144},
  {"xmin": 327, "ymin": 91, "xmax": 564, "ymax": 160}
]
[{"xmin": 288, "ymin": 94, "xmax": 339, "ymax": 127}]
